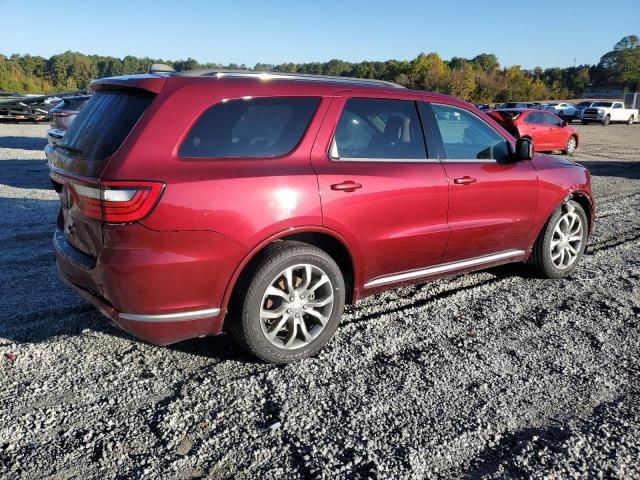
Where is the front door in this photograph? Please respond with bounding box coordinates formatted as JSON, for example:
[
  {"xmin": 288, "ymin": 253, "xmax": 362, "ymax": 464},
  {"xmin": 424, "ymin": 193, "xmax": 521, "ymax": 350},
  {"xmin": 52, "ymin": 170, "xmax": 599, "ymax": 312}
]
[
  {"xmin": 426, "ymin": 103, "xmax": 539, "ymax": 263},
  {"xmin": 311, "ymin": 93, "xmax": 450, "ymax": 289}
]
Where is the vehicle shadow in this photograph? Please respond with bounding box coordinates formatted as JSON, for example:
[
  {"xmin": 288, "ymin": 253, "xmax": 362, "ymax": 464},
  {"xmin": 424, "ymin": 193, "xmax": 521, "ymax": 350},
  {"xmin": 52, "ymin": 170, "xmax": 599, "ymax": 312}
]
[
  {"xmin": 0, "ymin": 136, "xmax": 48, "ymax": 151},
  {"xmin": 579, "ymin": 160, "xmax": 640, "ymax": 180}
]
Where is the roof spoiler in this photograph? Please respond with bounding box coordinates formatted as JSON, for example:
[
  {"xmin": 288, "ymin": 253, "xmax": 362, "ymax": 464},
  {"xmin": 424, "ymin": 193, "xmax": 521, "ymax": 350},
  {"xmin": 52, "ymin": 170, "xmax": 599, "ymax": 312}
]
[{"xmin": 148, "ymin": 63, "xmax": 176, "ymax": 74}]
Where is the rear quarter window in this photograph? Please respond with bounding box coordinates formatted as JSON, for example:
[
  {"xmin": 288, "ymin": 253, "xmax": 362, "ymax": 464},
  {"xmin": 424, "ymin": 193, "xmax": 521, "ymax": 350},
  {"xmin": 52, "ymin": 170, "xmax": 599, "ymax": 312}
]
[{"xmin": 179, "ymin": 97, "xmax": 320, "ymax": 158}]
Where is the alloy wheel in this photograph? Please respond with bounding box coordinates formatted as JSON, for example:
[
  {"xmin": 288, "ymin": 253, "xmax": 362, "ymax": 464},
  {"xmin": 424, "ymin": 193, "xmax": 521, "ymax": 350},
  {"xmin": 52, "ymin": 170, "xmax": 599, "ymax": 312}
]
[
  {"xmin": 549, "ymin": 205, "xmax": 584, "ymax": 270},
  {"xmin": 259, "ymin": 264, "xmax": 334, "ymax": 349},
  {"xmin": 566, "ymin": 136, "xmax": 577, "ymax": 154}
]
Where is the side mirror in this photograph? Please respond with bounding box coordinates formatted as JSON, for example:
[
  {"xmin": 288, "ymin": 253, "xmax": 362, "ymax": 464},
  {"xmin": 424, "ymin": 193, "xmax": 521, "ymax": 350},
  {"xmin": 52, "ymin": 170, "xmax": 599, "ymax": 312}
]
[
  {"xmin": 560, "ymin": 120, "xmax": 567, "ymax": 127},
  {"xmin": 514, "ymin": 138, "xmax": 533, "ymax": 160}
]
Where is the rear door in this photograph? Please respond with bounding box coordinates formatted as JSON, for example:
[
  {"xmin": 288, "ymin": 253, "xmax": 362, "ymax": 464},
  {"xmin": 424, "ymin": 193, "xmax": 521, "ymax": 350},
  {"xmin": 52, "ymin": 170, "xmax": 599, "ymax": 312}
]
[
  {"xmin": 424, "ymin": 102, "xmax": 538, "ymax": 263},
  {"xmin": 311, "ymin": 92, "xmax": 450, "ymax": 289}
]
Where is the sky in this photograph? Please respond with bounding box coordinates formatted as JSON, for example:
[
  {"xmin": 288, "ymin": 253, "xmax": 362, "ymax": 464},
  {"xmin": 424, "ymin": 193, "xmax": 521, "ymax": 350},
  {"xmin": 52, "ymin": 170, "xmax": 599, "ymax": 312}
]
[{"xmin": 1, "ymin": 0, "xmax": 638, "ymax": 69}]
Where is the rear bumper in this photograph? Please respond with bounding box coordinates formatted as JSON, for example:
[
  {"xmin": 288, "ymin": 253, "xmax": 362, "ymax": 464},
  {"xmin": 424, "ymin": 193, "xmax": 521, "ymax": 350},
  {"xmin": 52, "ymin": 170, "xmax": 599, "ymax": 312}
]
[
  {"xmin": 53, "ymin": 225, "xmax": 247, "ymax": 345},
  {"xmin": 57, "ymin": 269, "xmax": 221, "ymax": 345}
]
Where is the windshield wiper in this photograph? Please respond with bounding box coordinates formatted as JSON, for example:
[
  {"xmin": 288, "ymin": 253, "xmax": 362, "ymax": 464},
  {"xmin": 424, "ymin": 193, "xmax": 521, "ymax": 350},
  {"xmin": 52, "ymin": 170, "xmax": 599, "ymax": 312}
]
[{"xmin": 56, "ymin": 144, "xmax": 83, "ymax": 155}]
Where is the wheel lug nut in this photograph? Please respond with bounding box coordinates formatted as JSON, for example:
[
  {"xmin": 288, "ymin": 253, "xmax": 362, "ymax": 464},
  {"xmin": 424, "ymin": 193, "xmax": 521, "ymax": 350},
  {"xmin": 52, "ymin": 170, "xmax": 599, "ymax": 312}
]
[
  {"xmin": 289, "ymin": 297, "xmax": 294, "ymax": 302},
  {"xmin": 300, "ymin": 295, "xmax": 305, "ymax": 299},
  {"xmin": 303, "ymin": 305, "xmax": 308, "ymax": 310},
  {"xmin": 286, "ymin": 309, "xmax": 291, "ymax": 314},
  {"xmin": 295, "ymin": 313, "xmax": 300, "ymax": 318}
]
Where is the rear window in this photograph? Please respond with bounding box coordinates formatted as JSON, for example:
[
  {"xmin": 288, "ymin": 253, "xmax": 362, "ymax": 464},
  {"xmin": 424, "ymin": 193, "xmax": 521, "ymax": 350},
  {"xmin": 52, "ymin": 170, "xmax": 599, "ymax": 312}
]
[
  {"xmin": 60, "ymin": 97, "xmax": 90, "ymax": 111},
  {"xmin": 179, "ymin": 97, "xmax": 320, "ymax": 158},
  {"xmin": 56, "ymin": 91, "xmax": 154, "ymax": 161}
]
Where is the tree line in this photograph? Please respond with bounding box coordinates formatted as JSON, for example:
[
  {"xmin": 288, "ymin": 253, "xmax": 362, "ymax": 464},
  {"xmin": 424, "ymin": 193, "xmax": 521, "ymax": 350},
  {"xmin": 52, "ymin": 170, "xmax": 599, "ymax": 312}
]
[{"xmin": 1, "ymin": 35, "xmax": 638, "ymax": 102}]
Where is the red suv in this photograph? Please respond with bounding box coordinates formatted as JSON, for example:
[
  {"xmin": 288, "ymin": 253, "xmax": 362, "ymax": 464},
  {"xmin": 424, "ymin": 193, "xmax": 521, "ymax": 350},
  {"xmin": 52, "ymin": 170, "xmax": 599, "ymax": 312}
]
[{"xmin": 47, "ymin": 68, "xmax": 594, "ymax": 363}]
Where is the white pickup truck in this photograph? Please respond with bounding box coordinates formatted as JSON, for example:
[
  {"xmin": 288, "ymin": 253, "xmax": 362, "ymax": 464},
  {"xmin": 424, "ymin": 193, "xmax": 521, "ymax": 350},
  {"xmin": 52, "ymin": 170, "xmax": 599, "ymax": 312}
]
[{"xmin": 581, "ymin": 101, "xmax": 638, "ymax": 125}]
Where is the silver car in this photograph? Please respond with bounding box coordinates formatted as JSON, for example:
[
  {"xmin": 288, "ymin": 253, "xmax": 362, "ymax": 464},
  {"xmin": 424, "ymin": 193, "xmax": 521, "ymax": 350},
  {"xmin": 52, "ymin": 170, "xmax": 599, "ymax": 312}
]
[{"xmin": 47, "ymin": 95, "xmax": 91, "ymax": 146}]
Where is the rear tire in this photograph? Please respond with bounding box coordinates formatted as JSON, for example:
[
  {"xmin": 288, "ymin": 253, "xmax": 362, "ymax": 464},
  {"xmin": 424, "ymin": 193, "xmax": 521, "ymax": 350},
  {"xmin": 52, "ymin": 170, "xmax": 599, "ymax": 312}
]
[
  {"xmin": 230, "ymin": 241, "xmax": 345, "ymax": 364},
  {"xmin": 528, "ymin": 200, "xmax": 588, "ymax": 279},
  {"xmin": 602, "ymin": 115, "xmax": 610, "ymax": 126},
  {"xmin": 628, "ymin": 115, "xmax": 635, "ymax": 125}
]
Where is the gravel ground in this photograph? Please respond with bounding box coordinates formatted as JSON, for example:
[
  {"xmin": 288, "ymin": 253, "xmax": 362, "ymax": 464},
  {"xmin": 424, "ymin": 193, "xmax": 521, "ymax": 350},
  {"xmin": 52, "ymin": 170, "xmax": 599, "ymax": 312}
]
[{"xmin": 1, "ymin": 122, "xmax": 639, "ymax": 479}]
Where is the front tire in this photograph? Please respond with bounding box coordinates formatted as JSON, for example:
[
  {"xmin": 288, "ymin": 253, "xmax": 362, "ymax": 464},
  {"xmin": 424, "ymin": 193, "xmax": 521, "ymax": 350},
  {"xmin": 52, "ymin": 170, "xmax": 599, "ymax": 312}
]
[
  {"xmin": 602, "ymin": 115, "xmax": 611, "ymax": 126},
  {"xmin": 528, "ymin": 200, "xmax": 588, "ymax": 279},
  {"xmin": 230, "ymin": 241, "xmax": 346, "ymax": 363},
  {"xmin": 563, "ymin": 135, "xmax": 577, "ymax": 155}
]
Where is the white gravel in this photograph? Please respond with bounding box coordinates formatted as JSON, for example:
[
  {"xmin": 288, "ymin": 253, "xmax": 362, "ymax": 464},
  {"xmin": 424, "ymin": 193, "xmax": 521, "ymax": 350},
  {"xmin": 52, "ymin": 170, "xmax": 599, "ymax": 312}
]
[{"xmin": 1, "ymin": 123, "xmax": 639, "ymax": 479}]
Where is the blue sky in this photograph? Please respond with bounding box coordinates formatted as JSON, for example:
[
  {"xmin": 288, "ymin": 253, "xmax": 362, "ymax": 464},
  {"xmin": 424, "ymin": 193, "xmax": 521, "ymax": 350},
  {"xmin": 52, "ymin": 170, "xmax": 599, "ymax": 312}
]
[{"xmin": 1, "ymin": 0, "xmax": 638, "ymax": 68}]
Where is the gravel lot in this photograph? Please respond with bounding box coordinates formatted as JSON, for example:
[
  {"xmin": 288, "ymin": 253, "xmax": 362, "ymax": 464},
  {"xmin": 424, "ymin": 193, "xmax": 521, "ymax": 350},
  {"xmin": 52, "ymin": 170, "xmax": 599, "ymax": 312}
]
[{"xmin": 1, "ymin": 122, "xmax": 639, "ymax": 479}]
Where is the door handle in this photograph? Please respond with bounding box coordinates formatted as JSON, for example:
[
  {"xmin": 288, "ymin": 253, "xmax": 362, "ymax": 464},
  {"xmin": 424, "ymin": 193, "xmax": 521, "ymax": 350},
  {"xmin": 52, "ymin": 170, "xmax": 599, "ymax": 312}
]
[
  {"xmin": 453, "ymin": 176, "xmax": 477, "ymax": 185},
  {"xmin": 331, "ymin": 181, "xmax": 362, "ymax": 192}
]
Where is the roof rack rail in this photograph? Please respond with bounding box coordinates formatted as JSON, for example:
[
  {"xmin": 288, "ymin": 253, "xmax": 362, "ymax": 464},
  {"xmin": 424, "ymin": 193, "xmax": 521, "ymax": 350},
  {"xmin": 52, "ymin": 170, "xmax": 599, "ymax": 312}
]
[
  {"xmin": 149, "ymin": 63, "xmax": 176, "ymax": 74},
  {"xmin": 173, "ymin": 69, "xmax": 405, "ymax": 89}
]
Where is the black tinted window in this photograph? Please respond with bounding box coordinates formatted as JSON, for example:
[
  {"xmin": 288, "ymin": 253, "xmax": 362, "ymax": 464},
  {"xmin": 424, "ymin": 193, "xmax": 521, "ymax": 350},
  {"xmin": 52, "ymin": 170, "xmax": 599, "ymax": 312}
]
[
  {"xmin": 57, "ymin": 91, "xmax": 153, "ymax": 161},
  {"xmin": 333, "ymin": 98, "xmax": 426, "ymax": 160},
  {"xmin": 526, "ymin": 112, "xmax": 544, "ymax": 124},
  {"xmin": 180, "ymin": 97, "xmax": 319, "ymax": 158},
  {"xmin": 432, "ymin": 104, "xmax": 510, "ymax": 161},
  {"xmin": 543, "ymin": 113, "xmax": 561, "ymax": 126}
]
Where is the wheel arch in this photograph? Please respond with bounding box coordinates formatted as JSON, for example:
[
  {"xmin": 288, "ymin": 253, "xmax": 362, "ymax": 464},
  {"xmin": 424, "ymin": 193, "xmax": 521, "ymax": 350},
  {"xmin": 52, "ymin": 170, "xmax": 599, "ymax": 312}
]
[
  {"xmin": 568, "ymin": 190, "xmax": 594, "ymax": 235},
  {"xmin": 220, "ymin": 227, "xmax": 360, "ymax": 324}
]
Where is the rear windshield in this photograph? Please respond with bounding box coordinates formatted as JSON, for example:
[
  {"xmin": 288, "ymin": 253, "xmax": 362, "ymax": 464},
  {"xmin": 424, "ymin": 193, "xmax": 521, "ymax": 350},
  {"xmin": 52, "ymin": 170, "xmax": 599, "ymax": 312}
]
[
  {"xmin": 591, "ymin": 102, "xmax": 612, "ymax": 107},
  {"xmin": 56, "ymin": 91, "xmax": 154, "ymax": 161},
  {"xmin": 59, "ymin": 97, "xmax": 90, "ymax": 111},
  {"xmin": 179, "ymin": 97, "xmax": 320, "ymax": 158}
]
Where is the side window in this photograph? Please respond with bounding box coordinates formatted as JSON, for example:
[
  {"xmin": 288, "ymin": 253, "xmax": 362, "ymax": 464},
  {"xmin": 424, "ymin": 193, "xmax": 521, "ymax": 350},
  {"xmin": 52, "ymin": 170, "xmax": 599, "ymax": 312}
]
[
  {"xmin": 332, "ymin": 98, "xmax": 426, "ymax": 160},
  {"xmin": 526, "ymin": 112, "xmax": 543, "ymax": 124},
  {"xmin": 613, "ymin": 103, "xmax": 622, "ymax": 109},
  {"xmin": 432, "ymin": 104, "xmax": 510, "ymax": 161},
  {"xmin": 543, "ymin": 113, "xmax": 561, "ymax": 126},
  {"xmin": 179, "ymin": 97, "xmax": 319, "ymax": 158}
]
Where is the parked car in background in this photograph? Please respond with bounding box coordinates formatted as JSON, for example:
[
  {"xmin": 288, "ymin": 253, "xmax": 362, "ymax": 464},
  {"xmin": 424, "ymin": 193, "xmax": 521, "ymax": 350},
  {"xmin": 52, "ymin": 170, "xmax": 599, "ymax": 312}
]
[
  {"xmin": 581, "ymin": 101, "xmax": 638, "ymax": 125},
  {"xmin": 544, "ymin": 102, "xmax": 578, "ymax": 120},
  {"xmin": 47, "ymin": 95, "xmax": 91, "ymax": 146},
  {"xmin": 487, "ymin": 108, "xmax": 579, "ymax": 154},
  {"xmin": 475, "ymin": 103, "xmax": 491, "ymax": 111},
  {"xmin": 574, "ymin": 101, "xmax": 595, "ymax": 119},
  {"xmin": 47, "ymin": 68, "xmax": 593, "ymax": 363},
  {"xmin": 502, "ymin": 102, "xmax": 538, "ymax": 109}
]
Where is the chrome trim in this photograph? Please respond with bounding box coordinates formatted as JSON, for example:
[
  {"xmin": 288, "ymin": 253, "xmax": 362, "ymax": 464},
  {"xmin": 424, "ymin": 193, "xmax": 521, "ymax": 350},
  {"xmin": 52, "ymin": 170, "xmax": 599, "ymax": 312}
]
[
  {"xmin": 440, "ymin": 158, "xmax": 496, "ymax": 163},
  {"xmin": 329, "ymin": 138, "xmax": 437, "ymax": 163},
  {"xmin": 119, "ymin": 308, "xmax": 221, "ymax": 322},
  {"xmin": 364, "ymin": 250, "xmax": 525, "ymax": 288},
  {"xmin": 332, "ymin": 157, "xmax": 440, "ymax": 163}
]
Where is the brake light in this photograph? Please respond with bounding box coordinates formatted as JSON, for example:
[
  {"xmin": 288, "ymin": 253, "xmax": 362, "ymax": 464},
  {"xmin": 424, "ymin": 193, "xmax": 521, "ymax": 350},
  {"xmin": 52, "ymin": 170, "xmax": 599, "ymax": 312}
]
[{"xmin": 53, "ymin": 173, "xmax": 164, "ymax": 223}]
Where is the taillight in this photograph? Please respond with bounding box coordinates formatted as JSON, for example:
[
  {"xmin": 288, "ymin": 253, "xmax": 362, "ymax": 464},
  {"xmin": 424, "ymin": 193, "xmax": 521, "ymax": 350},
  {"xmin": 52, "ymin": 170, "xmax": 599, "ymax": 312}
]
[
  {"xmin": 52, "ymin": 111, "xmax": 72, "ymax": 117},
  {"xmin": 100, "ymin": 181, "xmax": 164, "ymax": 223},
  {"xmin": 52, "ymin": 172, "xmax": 164, "ymax": 223}
]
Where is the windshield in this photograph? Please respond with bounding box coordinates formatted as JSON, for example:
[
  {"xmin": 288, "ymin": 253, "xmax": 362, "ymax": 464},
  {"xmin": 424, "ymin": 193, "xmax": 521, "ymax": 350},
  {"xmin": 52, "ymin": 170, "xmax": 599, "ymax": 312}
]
[
  {"xmin": 592, "ymin": 102, "xmax": 613, "ymax": 107},
  {"xmin": 577, "ymin": 101, "xmax": 592, "ymax": 107},
  {"xmin": 56, "ymin": 90, "xmax": 154, "ymax": 161}
]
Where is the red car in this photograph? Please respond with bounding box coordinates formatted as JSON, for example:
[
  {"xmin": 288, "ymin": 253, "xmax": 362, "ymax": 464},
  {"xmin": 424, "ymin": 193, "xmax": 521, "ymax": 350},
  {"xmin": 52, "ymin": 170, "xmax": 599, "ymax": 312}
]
[
  {"xmin": 47, "ymin": 68, "xmax": 594, "ymax": 363},
  {"xmin": 487, "ymin": 108, "xmax": 579, "ymax": 155}
]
